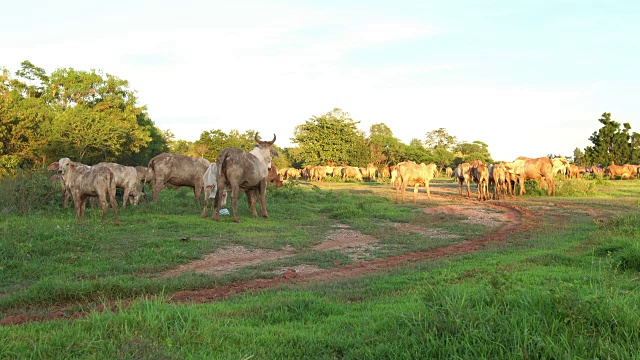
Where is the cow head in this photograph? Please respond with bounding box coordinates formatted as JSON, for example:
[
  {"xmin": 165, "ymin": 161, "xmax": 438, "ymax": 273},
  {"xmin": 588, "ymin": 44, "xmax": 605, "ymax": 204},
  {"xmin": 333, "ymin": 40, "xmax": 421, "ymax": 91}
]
[{"xmin": 252, "ymin": 133, "xmax": 279, "ymax": 170}]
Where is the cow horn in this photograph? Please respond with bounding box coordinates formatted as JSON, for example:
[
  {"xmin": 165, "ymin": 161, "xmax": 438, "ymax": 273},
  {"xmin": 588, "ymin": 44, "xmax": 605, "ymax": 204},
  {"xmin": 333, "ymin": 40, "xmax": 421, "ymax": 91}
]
[
  {"xmin": 268, "ymin": 133, "xmax": 276, "ymax": 144},
  {"xmin": 255, "ymin": 132, "xmax": 261, "ymax": 143}
]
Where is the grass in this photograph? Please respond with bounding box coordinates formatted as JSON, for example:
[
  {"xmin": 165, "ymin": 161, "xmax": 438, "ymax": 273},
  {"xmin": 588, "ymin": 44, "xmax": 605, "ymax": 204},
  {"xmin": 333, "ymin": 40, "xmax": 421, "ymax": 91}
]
[{"xmin": 1, "ymin": 173, "xmax": 640, "ymax": 358}]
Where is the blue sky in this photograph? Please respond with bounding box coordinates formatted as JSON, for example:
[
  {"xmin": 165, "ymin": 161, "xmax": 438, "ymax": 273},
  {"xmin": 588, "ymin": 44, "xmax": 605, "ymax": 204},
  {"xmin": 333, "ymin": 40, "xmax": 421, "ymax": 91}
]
[{"xmin": 2, "ymin": 0, "xmax": 639, "ymax": 161}]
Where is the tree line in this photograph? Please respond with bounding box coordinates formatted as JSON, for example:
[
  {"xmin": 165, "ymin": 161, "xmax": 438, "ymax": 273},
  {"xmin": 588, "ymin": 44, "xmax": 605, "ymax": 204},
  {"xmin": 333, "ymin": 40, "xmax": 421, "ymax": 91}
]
[{"xmin": 1, "ymin": 61, "xmax": 638, "ymax": 176}]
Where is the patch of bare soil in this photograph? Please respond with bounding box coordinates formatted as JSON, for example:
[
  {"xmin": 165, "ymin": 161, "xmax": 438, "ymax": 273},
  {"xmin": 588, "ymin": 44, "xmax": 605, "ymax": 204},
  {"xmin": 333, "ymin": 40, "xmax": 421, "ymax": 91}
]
[{"xmin": 0, "ymin": 191, "xmax": 538, "ymax": 326}]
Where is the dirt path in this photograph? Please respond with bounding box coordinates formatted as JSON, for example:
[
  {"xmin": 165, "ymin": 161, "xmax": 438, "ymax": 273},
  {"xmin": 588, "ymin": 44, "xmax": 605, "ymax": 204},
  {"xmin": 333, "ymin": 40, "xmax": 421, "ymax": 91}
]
[
  {"xmin": 0, "ymin": 187, "xmax": 539, "ymax": 326},
  {"xmin": 169, "ymin": 197, "xmax": 535, "ymax": 304}
]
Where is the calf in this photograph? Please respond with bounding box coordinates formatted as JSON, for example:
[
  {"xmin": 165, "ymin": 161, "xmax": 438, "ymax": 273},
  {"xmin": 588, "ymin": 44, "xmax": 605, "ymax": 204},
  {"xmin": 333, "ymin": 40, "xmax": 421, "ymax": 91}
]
[{"xmin": 49, "ymin": 158, "xmax": 119, "ymax": 225}]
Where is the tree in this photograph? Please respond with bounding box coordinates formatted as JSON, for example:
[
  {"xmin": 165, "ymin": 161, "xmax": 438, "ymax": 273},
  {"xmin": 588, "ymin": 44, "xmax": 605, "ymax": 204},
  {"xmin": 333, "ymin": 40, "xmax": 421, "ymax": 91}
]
[
  {"xmin": 425, "ymin": 128, "xmax": 458, "ymax": 151},
  {"xmin": 573, "ymin": 148, "xmax": 585, "ymax": 165},
  {"xmin": 455, "ymin": 141, "xmax": 493, "ymax": 164},
  {"xmin": 292, "ymin": 108, "xmax": 368, "ymax": 166},
  {"xmin": 41, "ymin": 68, "xmax": 152, "ymax": 163},
  {"xmin": 583, "ymin": 113, "xmax": 638, "ymax": 166},
  {"xmin": 405, "ymin": 139, "xmax": 432, "ymax": 164},
  {"xmin": 367, "ymin": 123, "xmax": 405, "ymax": 166}
]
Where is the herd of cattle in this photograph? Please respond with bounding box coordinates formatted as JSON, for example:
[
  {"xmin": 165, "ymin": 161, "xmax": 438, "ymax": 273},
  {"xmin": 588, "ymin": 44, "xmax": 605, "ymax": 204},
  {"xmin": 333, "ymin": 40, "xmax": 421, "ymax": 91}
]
[{"xmin": 45, "ymin": 136, "xmax": 639, "ymax": 226}]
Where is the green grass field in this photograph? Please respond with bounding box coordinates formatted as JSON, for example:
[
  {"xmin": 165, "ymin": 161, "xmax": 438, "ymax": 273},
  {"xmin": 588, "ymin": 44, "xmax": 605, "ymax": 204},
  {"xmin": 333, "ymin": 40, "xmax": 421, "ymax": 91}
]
[{"xmin": 1, "ymin": 174, "xmax": 639, "ymax": 359}]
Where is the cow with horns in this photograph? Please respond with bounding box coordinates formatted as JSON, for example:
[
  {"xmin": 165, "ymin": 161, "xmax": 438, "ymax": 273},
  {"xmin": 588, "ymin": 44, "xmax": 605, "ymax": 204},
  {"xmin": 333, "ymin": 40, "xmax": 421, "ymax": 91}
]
[{"xmin": 212, "ymin": 133, "xmax": 279, "ymax": 222}]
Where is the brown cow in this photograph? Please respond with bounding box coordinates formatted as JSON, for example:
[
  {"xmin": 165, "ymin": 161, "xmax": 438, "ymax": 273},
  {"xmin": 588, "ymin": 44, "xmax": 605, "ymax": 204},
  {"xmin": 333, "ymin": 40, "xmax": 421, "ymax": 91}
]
[
  {"xmin": 48, "ymin": 158, "xmax": 119, "ymax": 225},
  {"xmin": 605, "ymin": 164, "xmax": 634, "ymax": 180},
  {"xmin": 212, "ymin": 133, "xmax": 279, "ymax": 222},
  {"xmin": 445, "ymin": 167, "xmax": 453, "ymax": 178},
  {"xmin": 395, "ymin": 162, "xmax": 438, "ymax": 203},
  {"xmin": 380, "ymin": 165, "xmax": 390, "ymax": 181},
  {"xmin": 148, "ymin": 153, "xmax": 210, "ymax": 205},
  {"xmin": 94, "ymin": 162, "xmax": 143, "ymax": 208}
]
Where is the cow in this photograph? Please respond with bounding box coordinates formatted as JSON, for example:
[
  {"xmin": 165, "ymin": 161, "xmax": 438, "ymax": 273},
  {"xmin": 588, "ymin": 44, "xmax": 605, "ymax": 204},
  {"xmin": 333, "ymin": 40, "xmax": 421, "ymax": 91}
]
[
  {"xmin": 48, "ymin": 170, "xmax": 70, "ymax": 208},
  {"xmin": 567, "ymin": 164, "xmax": 582, "ymax": 179},
  {"xmin": 48, "ymin": 158, "xmax": 119, "ymax": 225},
  {"xmin": 490, "ymin": 162, "xmax": 511, "ymax": 200},
  {"xmin": 454, "ymin": 163, "xmax": 472, "ymax": 198},
  {"xmin": 605, "ymin": 164, "xmax": 635, "ymax": 180},
  {"xmin": 395, "ymin": 161, "xmax": 439, "ymax": 203},
  {"xmin": 342, "ymin": 165, "xmax": 363, "ymax": 182},
  {"xmin": 312, "ymin": 165, "xmax": 326, "ymax": 182},
  {"xmin": 202, "ymin": 160, "xmax": 282, "ymax": 218},
  {"xmin": 94, "ymin": 162, "xmax": 143, "ymax": 208},
  {"xmin": 332, "ymin": 166, "xmax": 344, "ymax": 178},
  {"xmin": 365, "ymin": 163, "xmax": 378, "ymax": 181},
  {"xmin": 445, "ymin": 167, "xmax": 453, "ymax": 179},
  {"xmin": 551, "ymin": 157, "xmax": 569, "ymax": 178},
  {"xmin": 148, "ymin": 153, "xmax": 210, "ymax": 205},
  {"xmin": 380, "ymin": 165, "xmax": 391, "ymax": 181},
  {"xmin": 212, "ymin": 133, "xmax": 279, "ymax": 222},
  {"xmin": 517, "ymin": 157, "xmax": 556, "ymax": 196},
  {"xmin": 135, "ymin": 166, "xmax": 153, "ymax": 188},
  {"xmin": 472, "ymin": 162, "xmax": 490, "ymax": 201}
]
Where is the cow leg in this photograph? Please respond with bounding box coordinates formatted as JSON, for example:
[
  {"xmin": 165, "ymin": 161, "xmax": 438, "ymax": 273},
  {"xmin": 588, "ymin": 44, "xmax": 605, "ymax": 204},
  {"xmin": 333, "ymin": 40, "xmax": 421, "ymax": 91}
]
[
  {"xmin": 425, "ymin": 181, "xmax": 432, "ymax": 200},
  {"xmin": 122, "ymin": 188, "xmax": 130, "ymax": 208},
  {"xmin": 201, "ymin": 185, "xmax": 212, "ymax": 218},
  {"xmin": 193, "ymin": 182, "xmax": 202, "ymax": 206},
  {"xmin": 259, "ymin": 180, "xmax": 269, "ymax": 218},
  {"xmin": 100, "ymin": 194, "xmax": 108, "ymax": 222},
  {"xmin": 413, "ymin": 184, "xmax": 419, "ymax": 203},
  {"xmin": 229, "ymin": 185, "xmax": 241, "ymax": 222},
  {"xmin": 108, "ymin": 187, "xmax": 120, "ymax": 226}
]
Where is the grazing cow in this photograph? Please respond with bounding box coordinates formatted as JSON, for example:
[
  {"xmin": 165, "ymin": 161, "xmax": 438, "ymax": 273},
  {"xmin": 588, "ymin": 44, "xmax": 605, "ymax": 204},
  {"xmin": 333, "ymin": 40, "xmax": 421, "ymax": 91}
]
[
  {"xmin": 380, "ymin": 165, "xmax": 390, "ymax": 181},
  {"xmin": 342, "ymin": 165, "xmax": 363, "ymax": 181},
  {"xmin": 567, "ymin": 164, "xmax": 582, "ymax": 179},
  {"xmin": 332, "ymin": 166, "xmax": 344, "ymax": 178},
  {"xmin": 148, "ymin": 153, "xmax": 210, "ymax": 205},
  {"xmin": 312, "ymin": 165, "xmax": 326, "ymax": 182},
  {"xmin": 365, "ymin": 163, "xmax": 378, "ymax": 181},
  {"xmin": 551, "ymin": 157, "xmax": 569, "ymax": 178},
  {"xmin": 605, "ymin": 164, "xmax": 634, "ymax": 180},
  {"xmin": 212, "ymin": 133, "xmax": 279, "ymax": 222},
  {"xmin": 517, "ymin": 157, "xmax": 556, "ymax": 196},
  {"xmin": 445, "ymin": 167, "xmax": 453, "ymax": 179},
  {"xmin": 395, "ymin": 161, "xmax": 438, "ymax": 203},
  {"xmin": 94, "ymin": 162, "xmax": 143, "ymax": 208},
  {"xmin": 454, "ymin": 163, "xmax": 472, "ymax": 198},
  {"xmin": 48, "ymin": 158, "xmax": 119, "ymax": 225},
  {"xmin": 135, "ymin": 166, "xmax": 153, "ymax": 187}
]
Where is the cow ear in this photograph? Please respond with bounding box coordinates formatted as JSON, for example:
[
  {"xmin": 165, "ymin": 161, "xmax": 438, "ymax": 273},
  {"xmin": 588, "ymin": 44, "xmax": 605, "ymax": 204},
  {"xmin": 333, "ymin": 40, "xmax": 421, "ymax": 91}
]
[
  {"xmin": 47, "ymin": 162, "xmax": 59, "ymax": 171},
  {"xmin": 70, "ymin": 163, "xmax": 76, "ymax": 170}
]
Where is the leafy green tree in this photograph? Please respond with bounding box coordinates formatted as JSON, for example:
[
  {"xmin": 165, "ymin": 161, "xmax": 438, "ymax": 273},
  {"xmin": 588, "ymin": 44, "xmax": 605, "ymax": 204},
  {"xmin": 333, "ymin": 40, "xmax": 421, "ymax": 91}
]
[
  {"xmin": 367, "ymin": 123, "xmax": 405, "ymax": 166},
  {"xmin": 405, "ymin": 139, "xmax": 432, "ymax": 164},
  {"xmin": 455, "ymin": 141, "xmax": 493, "ymax": 164},
  {"xmin": 425, "ymin": 128, "xmax": 458, "ymax": 151},
  {"xmin": 292, "ymin": 108, "xmax": 368, "ymax": 166},
  {"xmin": 584, "ymin": 113, "xmax": 638, "ymax": 166},
  {"xmin": 41, "ymin": 67, "xmax": 151, "ymax": 163},
  {"xmin": 573, "ymin": 148, "xmax": 585, "ymax": 166}
]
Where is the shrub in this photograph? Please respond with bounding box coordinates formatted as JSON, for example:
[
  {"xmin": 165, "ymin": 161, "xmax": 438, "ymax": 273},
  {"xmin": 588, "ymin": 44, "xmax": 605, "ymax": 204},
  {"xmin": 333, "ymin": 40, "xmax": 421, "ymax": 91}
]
[{"xmin": 0, "ymin": 168, "xmax": 60, "ymax": 215}]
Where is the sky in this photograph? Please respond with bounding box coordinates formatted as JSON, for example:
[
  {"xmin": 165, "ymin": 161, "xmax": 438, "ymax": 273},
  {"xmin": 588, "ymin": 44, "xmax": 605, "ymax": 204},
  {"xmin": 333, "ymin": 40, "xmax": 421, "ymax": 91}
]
[{"xmin": 2, "ymin": 0, "xmax": 639, "ymax": 161}]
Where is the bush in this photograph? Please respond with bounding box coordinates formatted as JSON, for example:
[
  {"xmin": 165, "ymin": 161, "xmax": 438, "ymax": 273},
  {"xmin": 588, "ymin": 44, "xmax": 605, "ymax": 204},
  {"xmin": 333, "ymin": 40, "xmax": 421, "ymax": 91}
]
[{"xmin": 0, "ymin": 168, "xmax": 60, "ymax": 215}]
